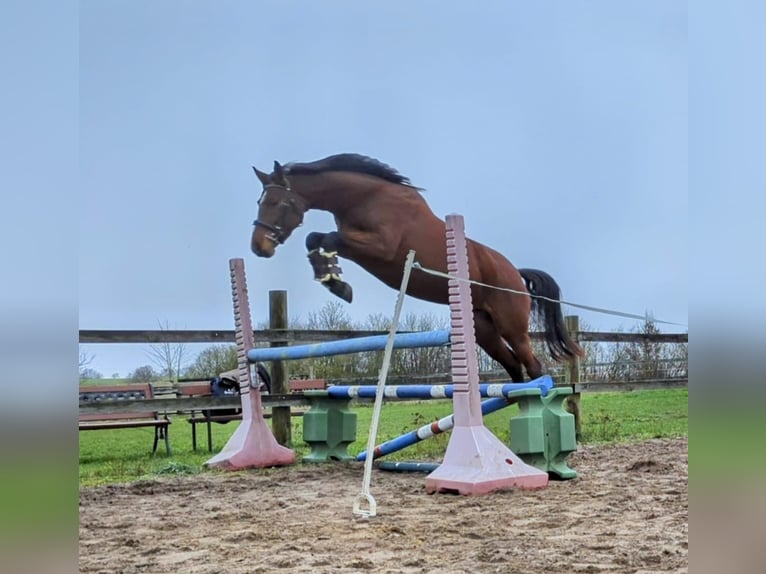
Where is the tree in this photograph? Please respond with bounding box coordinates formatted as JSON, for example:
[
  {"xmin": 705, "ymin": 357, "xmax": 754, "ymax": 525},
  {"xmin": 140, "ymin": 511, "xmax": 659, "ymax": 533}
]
[
  {"xmin": 302, "ymin": 301, "xmax": 359, "ymax": 379},
  {"xmin": 622, "ymin": 317, "xmax": 688, "ymax": 380},
  {"xmin": 389, "ymin": 312, "xmax": 451, "ymax": 376},
  {"xmin": 589, "ymin": 316, "xmax": 688, "ymax": 382},
  {"xmin": 80, "ymin": 367, "xmax": 103, "ymax": 380},
  {"xmin": 184, "ymin": 345, "xmax": 238, "ymax": 379},
  {"xmin": 146, "ymin": 320, "xmax": 188, "ymax": 382},
  {"xmin": 130, "ymin": 365, "xmax": 157, "ymax": 383},
  {"xmin": 79, "ymin": 349, "xmax": 95, "ymax": 378}
]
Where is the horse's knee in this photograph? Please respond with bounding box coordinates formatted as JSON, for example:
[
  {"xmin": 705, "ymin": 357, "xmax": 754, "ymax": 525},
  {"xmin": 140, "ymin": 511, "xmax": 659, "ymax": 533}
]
[{"xmin": 305, "ymin": 232, "xmax": 325, "ymax": 251}]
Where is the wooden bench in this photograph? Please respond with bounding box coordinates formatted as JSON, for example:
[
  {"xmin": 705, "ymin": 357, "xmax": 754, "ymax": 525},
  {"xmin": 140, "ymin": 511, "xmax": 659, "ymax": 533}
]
[
  {"xmin": 288, "ymin": 379, "xmax": 328, "ymax": 392},
  {"xmin": 176, "ymin": 382, "xmax": 235, "ymax": 452},
  {"xmin": 177, "ymin": 379, "xmax": 326, "ymax": 452},
  {"xmin": 79, "ymin": 383, "xmax": 171, "ymax": 455}
]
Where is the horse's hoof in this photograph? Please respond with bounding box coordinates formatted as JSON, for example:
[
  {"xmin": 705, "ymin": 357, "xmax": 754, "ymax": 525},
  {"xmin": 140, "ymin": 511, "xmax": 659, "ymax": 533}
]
[{"xmin": 328, "ymin": 280, "xmax": 353, "ymax": 303}]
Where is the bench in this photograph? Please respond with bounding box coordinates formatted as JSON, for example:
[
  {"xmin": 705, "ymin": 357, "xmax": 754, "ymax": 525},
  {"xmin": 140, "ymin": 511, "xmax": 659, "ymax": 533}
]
[
  {"xmin": 177, "ymin": 379, "xmax": 326, "ymax": 452},
  {"xmin": 288, "ymin": 379, "xmax": 328, "ymax": 392},
  {"xmin": 176, "ymin": 382, "xmax": 233, "ymax": 452},
  {"xmin": 79, "ymin": 383, "xmax": 171, "ymax": 455}
]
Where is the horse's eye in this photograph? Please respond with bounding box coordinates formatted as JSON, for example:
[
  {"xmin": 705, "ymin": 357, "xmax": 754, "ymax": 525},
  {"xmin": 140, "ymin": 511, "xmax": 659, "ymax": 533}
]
[{"xmin": 259, "ymin": 195, "xmax": 278, "ymax": 207}]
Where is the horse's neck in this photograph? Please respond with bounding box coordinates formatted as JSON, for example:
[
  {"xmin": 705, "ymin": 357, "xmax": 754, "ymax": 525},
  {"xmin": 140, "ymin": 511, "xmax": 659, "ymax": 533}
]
[{"xmin": 291, "ymin": 173, "xmax": 380, "ymax": 214}]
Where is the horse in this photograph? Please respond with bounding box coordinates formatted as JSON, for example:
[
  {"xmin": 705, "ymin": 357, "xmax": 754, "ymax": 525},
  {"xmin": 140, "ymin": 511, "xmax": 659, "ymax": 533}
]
[{"xmin": 249, "ymin": 153, "xmax": 582, "ymax": 382}]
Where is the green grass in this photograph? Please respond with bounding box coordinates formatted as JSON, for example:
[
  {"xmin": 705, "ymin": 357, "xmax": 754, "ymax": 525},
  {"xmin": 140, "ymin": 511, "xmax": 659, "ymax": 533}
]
[
  {"xmin": 79, "ymin": 388, "xmax": 688, "ymax": 486},
  {"xmin": 689, "ymin": 407, "xmax": 765, "ymax": 482},
  {"xmin": 579, "ymin": 388, "xmax": 688, "ymax": 443},
  {"xmin": 79, "ymin": 377, "xmax": 134, "ymax": 387}
]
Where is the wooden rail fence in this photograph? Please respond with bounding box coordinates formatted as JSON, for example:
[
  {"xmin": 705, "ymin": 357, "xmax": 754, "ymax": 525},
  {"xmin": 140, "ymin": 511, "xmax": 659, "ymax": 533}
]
[
  {"xmin": 79, "ymin": 328, "xmax": 688, "ymax": 345},
  {"xmin": 80, "ymin": 309, "xmax": 687, "ymax": 444}
]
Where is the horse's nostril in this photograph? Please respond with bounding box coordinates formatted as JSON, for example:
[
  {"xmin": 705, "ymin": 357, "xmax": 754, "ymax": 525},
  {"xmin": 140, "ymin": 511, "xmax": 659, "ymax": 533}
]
[{"xmin": 252, "ymin": 241, "xmax": 274, "ymax": 258}]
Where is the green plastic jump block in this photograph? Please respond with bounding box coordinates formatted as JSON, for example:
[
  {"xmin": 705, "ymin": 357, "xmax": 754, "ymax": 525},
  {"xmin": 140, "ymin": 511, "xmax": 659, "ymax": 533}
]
[
  {"xmin": 301, "ymin": 392, "xmax": 357, "ymax": 462},
  {"xmin": 509, "ymin": 386, "xmax": 578, "ymax": 479}
]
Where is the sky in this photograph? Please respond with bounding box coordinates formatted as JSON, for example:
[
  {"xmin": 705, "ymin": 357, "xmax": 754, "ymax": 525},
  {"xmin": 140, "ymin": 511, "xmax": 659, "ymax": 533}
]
[{"xmin": 78, "ymin": 1, "xmax": 688, "ymax": 378}]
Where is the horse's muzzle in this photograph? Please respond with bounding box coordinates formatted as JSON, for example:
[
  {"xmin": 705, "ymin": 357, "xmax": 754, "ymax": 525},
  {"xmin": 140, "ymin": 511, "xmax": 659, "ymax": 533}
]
[
  {"xmin": 252, "ymin": 242, "xmax": 276, "ymax": 258},
  {"xmin": 251, "ymin": 232, "xmax": 277, "ymax": 258}
]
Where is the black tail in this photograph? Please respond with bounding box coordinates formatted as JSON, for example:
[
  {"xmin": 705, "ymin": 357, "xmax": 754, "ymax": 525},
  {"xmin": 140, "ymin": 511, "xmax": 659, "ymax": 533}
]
[{"xmin": 519, "ymin": 268, "xmax": 583, "ymax": 361}]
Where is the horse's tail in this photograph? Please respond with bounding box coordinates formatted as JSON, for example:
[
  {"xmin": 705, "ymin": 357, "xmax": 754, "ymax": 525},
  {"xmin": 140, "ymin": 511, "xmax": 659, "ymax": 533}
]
[{"xmin": 519, "ymin": 268, "xmax": 584, "ymax": 361}]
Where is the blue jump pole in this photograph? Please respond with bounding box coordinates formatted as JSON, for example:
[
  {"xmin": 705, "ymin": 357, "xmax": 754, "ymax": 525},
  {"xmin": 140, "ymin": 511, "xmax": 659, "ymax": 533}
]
[
  {"xmin": 328, "ymin": 375, "xmax": 553, "ymax": 400},
  {"xmin": 357, "ymin": 396, "xmax": 514, "ymax": 462},
  {"xmin": 355, "ymin": 376, "xmax": 554, "ymax": 462},
  {"xmin": 378, "ymin": 461, "xmax": 441, "ymax": 473},
  {"xmin": 246, "ymin": 329, "xmax": 450, "ymax": 363}
]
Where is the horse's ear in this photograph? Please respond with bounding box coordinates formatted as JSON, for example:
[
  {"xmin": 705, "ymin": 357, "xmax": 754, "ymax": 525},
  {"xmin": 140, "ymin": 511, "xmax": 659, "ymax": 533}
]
[
  {"xmin": 272, "ymin": 161, "xmax": 287, "ymax": 185},
  {"xmin": 252, "ymin": 166, "xmax": 271, "ymax": 186}
]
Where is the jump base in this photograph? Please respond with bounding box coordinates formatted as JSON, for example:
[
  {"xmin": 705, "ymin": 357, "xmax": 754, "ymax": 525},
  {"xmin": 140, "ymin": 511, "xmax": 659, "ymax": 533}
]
[{"xmin": 425, "ymin": 425, "xmax": 549, "ymax": 495}]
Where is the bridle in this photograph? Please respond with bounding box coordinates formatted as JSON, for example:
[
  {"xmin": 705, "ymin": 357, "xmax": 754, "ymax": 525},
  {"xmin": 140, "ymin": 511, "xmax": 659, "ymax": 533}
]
[{"xmin": 253, "ymin": 181, "xmax": 305, "ymax": 245}]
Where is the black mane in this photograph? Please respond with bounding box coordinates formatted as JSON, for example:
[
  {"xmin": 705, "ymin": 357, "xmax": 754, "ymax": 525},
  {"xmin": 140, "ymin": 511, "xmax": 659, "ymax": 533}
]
[{"xmin": 285, "ymin": 154, "xmax": 414, "ymax": 186}]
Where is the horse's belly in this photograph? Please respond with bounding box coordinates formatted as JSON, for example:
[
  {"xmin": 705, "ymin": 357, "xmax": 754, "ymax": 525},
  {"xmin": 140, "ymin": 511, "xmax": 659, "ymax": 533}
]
[{"xmin": 361, "ymin": 263, "xmax": 450, "ymax": 305}]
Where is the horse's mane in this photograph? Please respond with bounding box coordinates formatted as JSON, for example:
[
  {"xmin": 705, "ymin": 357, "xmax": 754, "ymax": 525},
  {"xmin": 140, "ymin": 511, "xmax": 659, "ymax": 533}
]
[{"xmin": 285, "ymin": 154, "xmax": 415, "ymax": 187}]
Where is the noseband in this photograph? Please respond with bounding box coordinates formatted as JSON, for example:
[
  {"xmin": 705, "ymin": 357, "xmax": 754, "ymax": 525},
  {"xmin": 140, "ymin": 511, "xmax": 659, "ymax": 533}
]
[{"xmin": 253, "ymin": 182, "xmax": 304, "ymax": 245}]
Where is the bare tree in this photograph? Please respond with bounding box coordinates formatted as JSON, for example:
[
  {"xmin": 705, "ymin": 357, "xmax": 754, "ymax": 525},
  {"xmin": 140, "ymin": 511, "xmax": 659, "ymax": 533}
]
[
  {"xmin": 304, "ymin": 301, "xmax": 358, "ymax": 379},
  {"xmin": 146, "ymin": 320, "xmax": 188, "ymax": 382},
  {"xmin": 184, "ymin": 344, "xmax": 238, "ymax": 379},
  {"xmin": 79, "ymin": 349, "xmax": 94, "ymax": 375},
  {"xmin": 585, "ymin": 317, "xmax": 688, "ymax": 382},
  {"xmin": 130, "ymin": 365, "xmax": 157, "ymax": 383},
  {"xmin": 356, "ymin": 312, "xmax": 393, "ymax": 377},
  {"xmin": 80, "ymin": 367, "xmax": 103, "ymax": 380},
  {"xmin": 79, "ymin": 349, "xmax": 103, "ymax": 379},
  {"xmin": 390, "ymin": 312, "xmax": 451, "ymax": 376}
]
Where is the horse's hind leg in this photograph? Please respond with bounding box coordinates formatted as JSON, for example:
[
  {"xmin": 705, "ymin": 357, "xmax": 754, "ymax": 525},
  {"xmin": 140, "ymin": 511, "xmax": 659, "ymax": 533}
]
[
  {"xmin": 473, "ymin": 310, "xmax": 525, "ymax": 382},
  {"xmin": 305, "ymin": 232, "xmax": 353, "ymax": 303},
  {"xmin": 505, "ymin": 331, "xmax": 544, "ymax": 381},
  {"xmin": 482, "ymin": 286, "xmax": 546, "ymax": 381}
]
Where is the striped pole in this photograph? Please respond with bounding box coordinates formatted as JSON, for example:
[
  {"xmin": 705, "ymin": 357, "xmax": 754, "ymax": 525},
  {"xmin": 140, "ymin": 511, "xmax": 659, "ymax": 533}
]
[
  {"xmin": 357, "ymin": 397, "xmax": 515, "ymax": 461},
  {"xmin": 328, "ymin": 376, "xmax": 553, "ymax": 400}
]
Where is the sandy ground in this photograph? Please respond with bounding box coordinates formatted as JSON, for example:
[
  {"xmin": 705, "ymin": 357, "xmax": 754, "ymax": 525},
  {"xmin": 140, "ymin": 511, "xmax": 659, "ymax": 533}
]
[{"xmin": 79, "ymin": 437, "xmax": 687, "ymax": 573}]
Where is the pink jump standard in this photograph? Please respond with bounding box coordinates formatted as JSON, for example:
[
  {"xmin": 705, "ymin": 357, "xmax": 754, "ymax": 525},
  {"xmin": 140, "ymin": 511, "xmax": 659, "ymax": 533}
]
[
  {"xmin": 205, "ymin": 259, "xmax": 296, "ymax": 470},
  {"xmin": 424, "ymin": 215, "xmax": 549, "ymax": 495}
]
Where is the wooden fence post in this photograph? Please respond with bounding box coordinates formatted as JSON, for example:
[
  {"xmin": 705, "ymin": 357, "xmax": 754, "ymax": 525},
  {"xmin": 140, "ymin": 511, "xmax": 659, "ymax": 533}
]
[
  {"xmin": 269, "ymin": 290, "xmax": 291, "ymax": 446},
  {"xmin": 565, "ymin": 315, "xmax": 582, "ymax": 442}
]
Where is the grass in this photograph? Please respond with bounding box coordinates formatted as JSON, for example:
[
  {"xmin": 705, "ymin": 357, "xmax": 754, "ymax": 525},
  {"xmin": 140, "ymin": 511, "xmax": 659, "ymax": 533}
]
[
  {"xmin": 79, "ymin": 388, "xmax": 688, "ymax": 487},
  {"xmin": 79, "ymin": 377, "xmax": 134, "ymax": 387},
  {"xmin": 579, "ymin": 388, "xmax": 688, "ymax": 443}
]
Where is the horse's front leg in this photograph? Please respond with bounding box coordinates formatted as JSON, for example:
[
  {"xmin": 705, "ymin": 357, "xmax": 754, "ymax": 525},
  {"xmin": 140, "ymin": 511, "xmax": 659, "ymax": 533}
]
[{"xmin": 305, "ymin": 232, "xmax": 353, "ymax": 303}]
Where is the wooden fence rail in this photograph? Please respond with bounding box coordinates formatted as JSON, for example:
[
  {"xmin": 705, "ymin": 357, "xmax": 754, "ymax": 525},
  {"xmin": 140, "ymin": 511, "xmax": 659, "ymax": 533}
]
[{"xmin": 79, "ymin": 328, "xmax": 688, "ymax": 345}]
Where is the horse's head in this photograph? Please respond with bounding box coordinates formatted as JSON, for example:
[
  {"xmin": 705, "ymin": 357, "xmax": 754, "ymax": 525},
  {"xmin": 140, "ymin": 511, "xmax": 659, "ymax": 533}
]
[{"xmin": 251, "ymin": 161, "xmax": 307, "ymax": 257}]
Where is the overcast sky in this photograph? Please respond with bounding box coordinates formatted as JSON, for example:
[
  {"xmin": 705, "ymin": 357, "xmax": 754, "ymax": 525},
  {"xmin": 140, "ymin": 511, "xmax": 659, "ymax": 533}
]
[{"xmin": 78, "ymin": 1, "xmax": 687, "ymax": 377}]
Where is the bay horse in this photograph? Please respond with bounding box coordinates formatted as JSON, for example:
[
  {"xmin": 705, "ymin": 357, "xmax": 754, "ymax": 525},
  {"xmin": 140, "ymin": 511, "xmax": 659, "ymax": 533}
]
[{"xmin": 250, "ymin": 153, "xmax": 582, "ymax": 382}]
